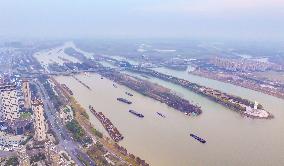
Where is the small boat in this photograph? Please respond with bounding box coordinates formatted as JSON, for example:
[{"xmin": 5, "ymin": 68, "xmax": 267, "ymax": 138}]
[
  {"xmin": 113, "ymin": 84, "xmax": 117, "ymax": 88},
  {"xmin": 84, "ymin": 72, "xmax": 90, "ymax": 76},
  {"xmin": 129, "ymin": 110, "xmax": 144, "ymax": 118},
  {"xmin": 190, "ymin": 133, "xmax": 206, "ymax": 144},
  {"xmin": 125, "ymin": 92, "xmax": 133, "ymax": 96},
  {"xmin": 156, "ymin": 112, "xmax": 166, "ymax": 118}
]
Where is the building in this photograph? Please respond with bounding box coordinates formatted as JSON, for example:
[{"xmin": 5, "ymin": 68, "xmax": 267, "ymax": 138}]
[
  {"xmin": 210, "ymin": 57, "xmax": 282, "ymax": 72},
  {"xmin": 0, "ymin": 84, "xmax": 20, "ymax": 121},
  {"xmin": 0, "ymin": 131, "xmax": 25, "ymax": 149},
  {"xmin": 45, "ymin": 141, "xmax": 63, "ymax": 166},
  {"xmin": 254, "ymin": 101, "xmax": 258, "ymax": 109},
  {"xmin": 45, "ymin": 141, "xmax": 76, "ymax": 165},
  {"xmin": 32, "ymin": 99, "xmax": 46, "ymax": 142},
  {"xmin": 8, "ymin": 120, "xmax": 33, "ymax": 135},
  {"xmin": 22, "ymin": 80, "xmax": 31, "ymax": 109},
  {"xmin": 18, "ymin": 146, "xmax": 30, "ymax": 166}
]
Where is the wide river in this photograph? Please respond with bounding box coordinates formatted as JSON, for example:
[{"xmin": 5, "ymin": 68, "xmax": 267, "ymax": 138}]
[{"xmin": 55, "ymin": 67, "xmax": 284, "ymax": 166}]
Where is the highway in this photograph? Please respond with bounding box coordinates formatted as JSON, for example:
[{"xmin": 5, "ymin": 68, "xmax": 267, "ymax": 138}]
[
  {"xmin": 34, "ymin": 80, "xmax": 95, "ymax": 166},
  {"xmin": 0, "ymin": 151, "xmax": 17, "ymax": 158}
]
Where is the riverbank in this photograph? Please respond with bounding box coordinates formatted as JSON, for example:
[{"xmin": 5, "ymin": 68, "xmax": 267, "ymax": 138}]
[
  {"xmin": 191, "ymin": 69, "xmax": 284, "ymax": 100},
  {"xmin": 127, "ymin": 67, "xmax": 273, "ymax": 119},
  {"xmin": 54, "ymin": 78, "xmax": 149, "ymax": 166}
]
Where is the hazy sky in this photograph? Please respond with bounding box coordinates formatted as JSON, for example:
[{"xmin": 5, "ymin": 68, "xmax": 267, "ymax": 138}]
[{"xmin": 0, "ymin": 0, "xmax": 283, "ymax": 40}]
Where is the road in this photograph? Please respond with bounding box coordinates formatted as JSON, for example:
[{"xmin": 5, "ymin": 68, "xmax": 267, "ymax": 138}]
[
  {"xmin": 0, "ymin": 151, "xmax": 17, "ymax": 158},
  {"xmin": 35, "ymin": 80, "xmax": 95, "ymax": 166}
]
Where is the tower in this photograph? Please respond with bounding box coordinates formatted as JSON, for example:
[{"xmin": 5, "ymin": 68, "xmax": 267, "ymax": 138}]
[
  {"xmin": 32, "ymin": 99, "xmax": 46, "ymax": 142},
  {"xmin": 22, "ymin": 80, "xmax": 31, "ymax": 109},
  {"xmin": 254, "ymin": 101, "xmax": 258, "ymax": 110}
]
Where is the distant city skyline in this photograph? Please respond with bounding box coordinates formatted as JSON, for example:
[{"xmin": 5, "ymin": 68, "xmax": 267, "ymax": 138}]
[{"xmin": 0, "ymin": 0, "xmax": 283, "ymax": 41}]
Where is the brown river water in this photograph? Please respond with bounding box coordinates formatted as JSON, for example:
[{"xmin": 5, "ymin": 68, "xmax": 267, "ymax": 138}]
[{"xmin": 54, "ymin": 68, "xmax": 284, "ymax": 166}]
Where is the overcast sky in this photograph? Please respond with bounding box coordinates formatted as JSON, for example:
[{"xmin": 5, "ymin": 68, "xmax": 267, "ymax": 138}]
[{"xmin": 0, "ymin": 0, "xmax": 283, "ymax": 40}]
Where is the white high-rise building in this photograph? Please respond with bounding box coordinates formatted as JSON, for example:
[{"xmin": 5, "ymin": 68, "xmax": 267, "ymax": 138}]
[
  {"xmin": 0, "ymin": 84, "xmax": 20, "ymax": 121},
  {"xmin": 32, "ymin": 99, "xmax": 46, "ymax": 142},
  {"xmin": 254, "ymin": 101, "xmax": 258, "ymax": 110}
]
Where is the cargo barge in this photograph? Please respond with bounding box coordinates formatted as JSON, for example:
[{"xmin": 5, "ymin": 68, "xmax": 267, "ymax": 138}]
[
  {"xmin": 117, "ymin": 98, "xmax": 132, "ymax": 104},
  {"xmin": 72, "ymin": 76, "xmax": 91, "ymax": 90},
  {"xmin": 190, "ymin": 133, "xmax": 206, "ymax": 144},
  {"xmin": 61, "ymin": 84, "xmax": 73, "ymax": 95},
  {"xmin": 129, "ymin": 110, "xmax": 144, "ymax": 118},
  {"xmin": 89, "ymin": 106, "xmax": 124, "ymax": 142}
]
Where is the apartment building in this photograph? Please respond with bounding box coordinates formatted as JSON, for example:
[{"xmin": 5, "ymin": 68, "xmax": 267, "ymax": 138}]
[
  {"xmin": 0, "ymin": 84, "xmax": 20, "ymax": 121},
  {"xmin": 32, "ymin": 99, "xmax": 47, "ymax": 142}
]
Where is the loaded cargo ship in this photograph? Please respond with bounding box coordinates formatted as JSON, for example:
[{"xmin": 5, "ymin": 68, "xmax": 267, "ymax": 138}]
[
  {"xmin": 190, "ymin": 133, "xmax": 206, "ymax": 144},
  {"xmin": 117, "ymin": 98, "xmax": 132, "ymax": 104},
  {"xmin": 89, "ymin": 106, "xmax": 124, "ymax": 142},
  {"xmin": 129, "ymin": 110, "xmax": 144, "ymax": 118}
]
